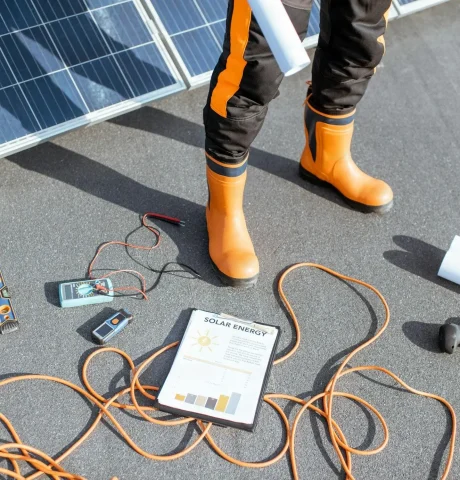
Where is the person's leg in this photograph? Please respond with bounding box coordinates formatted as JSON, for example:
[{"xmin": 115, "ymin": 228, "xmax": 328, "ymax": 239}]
[
  {"xmin": 204, "ymin": 0, "xmax": 311, "ymax": 287},
  {"xmin": 300, "ymin": 0, "xmax": 394, "ymax": 213}
]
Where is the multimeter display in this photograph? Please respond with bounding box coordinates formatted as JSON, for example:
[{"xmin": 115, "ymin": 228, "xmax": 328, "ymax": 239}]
[
  {"xmin": 63, "ymin": 280, "xmax": 110, "ymax": 300},
  {"xmin": 59, "ymin": 279, "xmax": 114, "ymax": 308},
  {"xmin": 95, "ymin": 323, "xmax": 113, "ymax": 338}
]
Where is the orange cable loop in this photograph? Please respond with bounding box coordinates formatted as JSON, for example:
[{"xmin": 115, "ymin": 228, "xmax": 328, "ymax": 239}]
[{"xmin": 0, "ymin": 263, "xmax": 456, "ymax": 479}]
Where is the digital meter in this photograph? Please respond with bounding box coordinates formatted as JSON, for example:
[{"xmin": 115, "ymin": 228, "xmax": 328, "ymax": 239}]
[{"xmin": 59, "ymin": 278, "xmax": 114, "ymax": 308}]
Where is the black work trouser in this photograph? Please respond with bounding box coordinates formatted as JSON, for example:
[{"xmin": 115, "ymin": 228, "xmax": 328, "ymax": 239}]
[{"xmin": 203, "ymin": 0, "xmax": 392, "ymax": 166}]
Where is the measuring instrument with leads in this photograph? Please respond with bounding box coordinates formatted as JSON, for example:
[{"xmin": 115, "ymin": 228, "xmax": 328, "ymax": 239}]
[{"xmin": 59, "ymin": 278, "xmax": 114, "ymax": 308}]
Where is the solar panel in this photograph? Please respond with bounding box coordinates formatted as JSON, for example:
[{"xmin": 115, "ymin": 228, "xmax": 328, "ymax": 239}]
[
  {"xmin": 0, "ymin": 0, "xmax": 184, "ymax": 157},
  {"xmin": 393, "ymin": 0, "xmax": 450, "ymax": 16}
]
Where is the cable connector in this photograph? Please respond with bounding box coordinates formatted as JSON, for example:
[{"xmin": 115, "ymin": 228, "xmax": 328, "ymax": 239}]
[
  {"xmin": 94, "ymin": 283, "xmax": 109, "ymax": 295},
  {"xmin": 144, "ymin": 212, "xmax": 185, "ymax": 227}
]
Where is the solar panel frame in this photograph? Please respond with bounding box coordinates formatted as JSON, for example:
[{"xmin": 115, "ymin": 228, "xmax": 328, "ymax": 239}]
[
  {"xmin": 392, "ymin": 0, "xmax": 450, "ymax": 16},
  {"xmin": 0, "ymin": 0, "xmax": 185, "ymax": 158}
]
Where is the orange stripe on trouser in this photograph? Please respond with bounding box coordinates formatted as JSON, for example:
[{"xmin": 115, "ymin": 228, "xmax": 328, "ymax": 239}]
[
  {"xmin": 375, "ymin": 4, "xmax": 391, "ymax": 72},
  {"xmin": 210, "ymin": 0, "xmax": 252, "ymax": 119}
]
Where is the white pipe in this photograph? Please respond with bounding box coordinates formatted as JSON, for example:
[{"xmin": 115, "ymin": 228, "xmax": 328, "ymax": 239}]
[
  {"xmin": 438, "ymin": 236, "xmax": 460, "ymax": 285},
  {"xmin": 247, "ymin": 0, "xmax": 311, "ymax": 76}
]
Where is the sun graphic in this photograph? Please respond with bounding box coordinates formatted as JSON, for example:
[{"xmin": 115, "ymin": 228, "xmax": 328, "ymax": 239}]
[{"xmin": 191, "ymin": 330, "xmax": 219, "ymax": 352}]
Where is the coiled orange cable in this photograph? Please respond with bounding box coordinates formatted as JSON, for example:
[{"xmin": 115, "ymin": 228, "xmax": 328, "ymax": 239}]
[{"xmin": 0, "ymin": 263, "xmax": 456, "ymax": 479}]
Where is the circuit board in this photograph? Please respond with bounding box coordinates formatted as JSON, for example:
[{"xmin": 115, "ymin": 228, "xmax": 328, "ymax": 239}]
[{"xmin": 0, "ymin": 270, "xmax": 18, "ymax": 334}]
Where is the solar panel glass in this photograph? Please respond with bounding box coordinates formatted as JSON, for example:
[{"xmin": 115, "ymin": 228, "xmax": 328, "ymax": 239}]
[{"xmin": 0, "ymin": 0, "xmax": 183, "ymax": 156}]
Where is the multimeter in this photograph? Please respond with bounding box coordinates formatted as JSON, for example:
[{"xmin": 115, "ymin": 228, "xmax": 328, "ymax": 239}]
[
  {"xmin": 59, "ymin": 279, "xmax": 114, "ymax": 308},
  {"xmin": 92, "ymin": 309, "xmax": 133, "ymax": 345},
  {"xmin": 0, "ymin": 270, "xmax": 18, "ymax": 334}
]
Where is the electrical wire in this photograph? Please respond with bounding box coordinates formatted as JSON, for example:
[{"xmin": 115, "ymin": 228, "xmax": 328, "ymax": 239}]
[
  {"xmin": 87, "ymin": 213, "xmax": 200, "ymax": 300},
  {"xmin": 0, "ymin": 263, "xmax": 456, "ymax": 479}
]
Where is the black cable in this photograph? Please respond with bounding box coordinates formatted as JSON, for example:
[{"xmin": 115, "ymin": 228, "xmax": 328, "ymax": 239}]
[{"xmin": 145, "ymin": 261, "xmax": 201, "ymax": 293}]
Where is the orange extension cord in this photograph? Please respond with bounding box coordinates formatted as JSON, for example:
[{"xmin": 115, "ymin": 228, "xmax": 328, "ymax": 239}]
[{"xmin": 0, "ymin": 263, "xmax": 456, "ymax": 479}]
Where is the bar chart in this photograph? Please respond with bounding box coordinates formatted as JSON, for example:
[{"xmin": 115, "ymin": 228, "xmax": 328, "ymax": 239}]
[{"xmin": 175, "ymin": 391, "xmax": 242, "ymax": 416}]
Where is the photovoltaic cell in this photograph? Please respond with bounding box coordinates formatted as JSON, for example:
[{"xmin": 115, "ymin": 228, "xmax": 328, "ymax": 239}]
[
  {"xmin": 173, "ymin": 27, "xmax": 222, "ymax": 78},
  {"xmin": 71, "ymin": 55, "xmax": 132, "ymax": 112},
  {"xmin": 1, "ymin": 25, "xmax": 64, "ymax": 82},
  {"xmin": 0, "ymin": 0, "xmax": 183, "ymax": 156},
  {"xmin": 148, "ymin": 0, "xmax": 228, "ymax": 81},
  {"xmin": 197, "ymin": 0, "xmax": 228, "ymax": 22},
  {"xmin": 0, "ymin": 85, "xmax": 39, "ymax": 144},
  {"xmin": 22, "ymin": 70, "xmax": 87, "ymax": 129}
]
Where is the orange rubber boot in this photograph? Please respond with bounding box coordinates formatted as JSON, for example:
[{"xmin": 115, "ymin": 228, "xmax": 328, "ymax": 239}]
[
  {"xmin": 299, "ymin": 96, "xmax": 393, "ymax": 213},
  {"xmin": 206, "ymin": 154, "xmax": 259, "ymax": 287}
]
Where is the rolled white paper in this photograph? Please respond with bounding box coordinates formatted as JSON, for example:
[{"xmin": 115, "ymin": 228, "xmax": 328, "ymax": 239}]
[
  {"xmin": 247, "ymin": 0, "xmax": 310, "ymax": 76},
  {"xmin": 438, "ymin": 236, "xmax": 460, "ymax": 285}
]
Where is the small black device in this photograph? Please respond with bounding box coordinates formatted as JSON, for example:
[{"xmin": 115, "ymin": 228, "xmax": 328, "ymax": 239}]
[
  {"xmin": 439, "ymin": 324, "xmax": 460, "ymax": 354},
  {"xmin": 91, "ymin": 309, "xmax": 133, "ymax": 345}
]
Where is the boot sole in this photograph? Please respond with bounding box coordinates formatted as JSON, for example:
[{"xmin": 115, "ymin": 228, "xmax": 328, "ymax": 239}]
[
  {"xmin": 299, "ymin": 165, "xmax": 393, "ymax": 214},
  {"xmin": 210, "ymin": 259, "xmax": 258, "ymax": 288}
]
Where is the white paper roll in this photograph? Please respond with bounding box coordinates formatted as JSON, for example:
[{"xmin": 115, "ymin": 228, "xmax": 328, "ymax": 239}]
[
  {"xmin": 247, "ymin": 0, "xmax": 310, "ymax": 76},
  {"xmin": 438, "ymin": 236, "xmax": 460, "ymax": 285}
]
